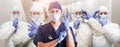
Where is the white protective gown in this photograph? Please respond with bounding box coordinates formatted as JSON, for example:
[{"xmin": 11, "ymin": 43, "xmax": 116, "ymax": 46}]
[
  {"xmin": 7, "ymin": 21, "xmax": 31, "ymax": 47},
  {"xmin": 69, "ymin": 17, "xmax": 104, "ymax": 47},
  {"xmin": 103, "ymin": 22, "xmax": 120, "ymax": 47},
  {"xmin": 70, "ymin": 19, "xmax": 93, "ymax": 47},
  {"xmin": 87, "ymin": 18, "xmax": 111, "ymax": 47},
  {"xmin": 0, "ymin": 21, "xmax": 16, "ymax": 47}
]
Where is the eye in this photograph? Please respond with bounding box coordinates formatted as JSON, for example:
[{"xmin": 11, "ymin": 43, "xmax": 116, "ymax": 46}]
[
  {"xmin": 104, "ymin": 12, "xmax": 107, "ymax": 15},
  {"xmin": 56, "ymin": 10, "xmax": 58, "ymax": 13}
]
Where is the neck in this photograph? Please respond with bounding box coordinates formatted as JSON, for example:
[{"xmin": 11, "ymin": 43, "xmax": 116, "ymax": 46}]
[{"xmin": 50, "ymin": 20, "xmax": 61, "ymax": 27}]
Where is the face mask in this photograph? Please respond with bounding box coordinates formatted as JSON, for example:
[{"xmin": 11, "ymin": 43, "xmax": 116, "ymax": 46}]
[
  {"xmin": 75, "ymin": 15, "xmax": 83, "ymax": 21},
  {"xmin": 98, "ymin": 15, "xmax": 108, "ymax": 26},
  {"xmin": 99, "ymin": 15, "xmax": 108, "ymax": 20},
  {"xmin": 49, "ymin": 13, "xmax": 61, "ymax": 22},
  {"xmin": 31, "ymin": 14, "xmax": 43, "ymax": 25},
  {"xmin": 32, "ymin": 15, "xmax": 39, "ymax": 19},
  {"xmin": 13, "ymin": 14, "xmax": 21, "ymax": 20}
]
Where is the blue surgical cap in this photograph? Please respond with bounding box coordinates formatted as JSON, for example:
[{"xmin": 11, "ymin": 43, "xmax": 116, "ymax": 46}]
[{"xmin": 48, "ymin": 1, "xmax": 62, "ymax": 12}]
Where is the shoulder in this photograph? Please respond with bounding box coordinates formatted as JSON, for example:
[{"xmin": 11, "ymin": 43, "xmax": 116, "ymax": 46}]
[
  {"xmin": 37, "ymin": 23, "xmax": 50, "ymax": 33},
  {"xmin": 0, "ymin": 21, "xmax": 13, "ymax": 28}
]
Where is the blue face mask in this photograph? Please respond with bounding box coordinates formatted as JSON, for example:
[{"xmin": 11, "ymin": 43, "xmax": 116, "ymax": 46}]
[{"xmin": 98, "ymin": 15, "xmax": 108, "ymax": 26}]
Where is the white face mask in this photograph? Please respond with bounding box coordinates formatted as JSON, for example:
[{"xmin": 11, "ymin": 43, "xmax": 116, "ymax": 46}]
[
  {"xmin": 12, "ymin": 14, "xmax": 21, "ymax": 21},
  {"xmin": 49, "ymin": 13, "xmax": 61, "ymax": 22},
  {"xmin": 99, "ymin": 14, "xmax": 108, "ymax": 19},
  {"xmin": 31, "ymin": 14, "xmax": 44, "ymax": 25},
  {"xmin": 99, "ymin": 14, "xmax": 108, "ymax": 21},
  {"xmin": 74, "ymin": 15, "xmax": 83, "ymax": 21}
]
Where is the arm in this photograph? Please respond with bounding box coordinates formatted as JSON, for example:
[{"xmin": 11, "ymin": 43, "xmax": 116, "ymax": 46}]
[
  {"xmin": 38, "ymin": 39, "xmax": 58, "ymax": 47},
  {"xmin": 103, "ymin": 23, "xmax": 120, "ymax": 43},
  {"xmin": 0, "ymin": 25, "xmax": 15, "ymax": 40},
  {"xmin": 87, "ymin": 18, "xmax": 105, "ymax": 36},
  {"xmin": 66, "ymin": 30, "xmax": 75, "ymax": 47}
]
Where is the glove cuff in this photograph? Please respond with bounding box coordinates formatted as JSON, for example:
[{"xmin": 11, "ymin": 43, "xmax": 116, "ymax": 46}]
[{"xmin": 56, "ymin": 38, "xmax": 61, "ymax": 43}]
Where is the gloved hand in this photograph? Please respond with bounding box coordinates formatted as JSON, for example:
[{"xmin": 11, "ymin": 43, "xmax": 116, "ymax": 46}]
[
  {"xmin": 81, "ymin": 10, "xmax": 91, "ymax": 19},
  {"xmin": 61, "ymin": 11, "xmax": 71, "ymax": 31},
  {"xmin": 93, "ymin": 10, "xmax": 100, "ymax": 18},
  {"xmin": 56, "ymin": 31, "xmax": 67, "ymax": 43},
  {"xmin": 99, "ymin": 17, "xmax": 108, "ymax": 26},
  {"xmin": 13, "ymin": 18, "xmax": 18, "ymax": 31},
  {"xmin": 73, "ymin": 20, "xmax": 80, "ymax": 29},
  {"xmin": 28, "ymin": 20, "xmax": 39, "ymax": 37}
]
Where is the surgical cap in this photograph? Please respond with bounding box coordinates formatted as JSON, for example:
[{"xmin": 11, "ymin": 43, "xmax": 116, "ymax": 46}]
[{"xmin": 48, "ymin": 1, "xmax": 62, "ymax": 12}]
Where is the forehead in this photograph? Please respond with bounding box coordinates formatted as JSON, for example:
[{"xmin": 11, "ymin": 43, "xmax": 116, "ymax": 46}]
[
  {"xmin": 49, "ymin": 8, "xmax": 61, "ymax": 12},
  {"xmin": 100, "ymin": 10, "xmax": 107, "ymax": 13}
]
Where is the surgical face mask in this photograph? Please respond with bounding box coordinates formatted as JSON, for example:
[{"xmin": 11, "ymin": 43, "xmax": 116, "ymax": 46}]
[
  {"xmin": 49, "ymin": 13, "xmax": 61, "ymax": 22},
  {"xmin": 12, "ymin": 14, "xmax": 21, "ymax": 21},
  {"xmin": 31, "ymin": 14, "xmax": 44, "ymax": 25},
  {"xmin": 75, "ymin": 15, "xmax": 83, "ymax": 21},
  {"xmin": 31, "ymin": 11, "xmax": 44, "ymax": 21},
  {"xmin": 99, "ymin": 15, "xmax": 108, "ymax": 23},
  {"xmin": 99, "ymin": 14, "xmax": 108, "ymax": 20}
]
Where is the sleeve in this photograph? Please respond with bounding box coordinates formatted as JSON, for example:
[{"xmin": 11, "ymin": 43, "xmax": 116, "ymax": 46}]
[
  {"xmin": 0, "ymin": 23, "xmax": 15, "ymax": 39},
  {"xmin": 103, "ymin": 23, "xmax": 120, "ymax": 43},
  {"xmin": 87, "ymin": 18, "xmax": 105, "ymax": 36},
  {"xmin": 70, "ymin": 27, "xmax": 77, "ymax": 47},
  {"xmin": 33, "ymin": 26, "xmax": 44, "ymax": 46}
]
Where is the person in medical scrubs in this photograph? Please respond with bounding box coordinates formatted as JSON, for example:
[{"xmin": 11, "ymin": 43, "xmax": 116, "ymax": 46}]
[
  {"xmin": 93, "ymin": 6, "xmax": 120, "ymax": 47},
  {"xmin": 6, "ymin": 6, "xmax": 31, "ymax": 47},
  {"xmin": 34, "ymin": 1, "xmax": 75, "ymax": 47},
  {"xmin": 24, "ymin": 1, "xmax": 45, "ymax": 47}
]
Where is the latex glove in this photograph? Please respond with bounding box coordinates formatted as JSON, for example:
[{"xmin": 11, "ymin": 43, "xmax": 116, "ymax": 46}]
[
  {"xmin": 81, "ymin": 10, "xmax": 91, "ymax": 19},
  {"xmin": 99, "ymin": 17, "xmax": 108, "ymax": 26},
  {"xmin": 56, "ymin": 31, "xmax": 67, "ymax": 43},
  {"xmin": 73, "ymin": 20, "xmax": 80, "ymax": 29},
  {"xmin": 93, "ymin": 10, "xmax": 100, "ymax": 18},
  {"xmin": 28, "ymin": 20, "xmax": 39, "ymax": 37},
  {"xmin": 61, "ymin": 11, "xmax": 71, "ymax": 31},
  {"xmin": 13, "ymin": 18, "xmax": 18, "ymax": 31}
]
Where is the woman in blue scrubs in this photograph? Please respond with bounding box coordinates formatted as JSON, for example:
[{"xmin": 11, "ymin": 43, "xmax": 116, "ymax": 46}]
[{"xmin": 34, "ymin": 1, "xmax": 76, "ymax": 47}]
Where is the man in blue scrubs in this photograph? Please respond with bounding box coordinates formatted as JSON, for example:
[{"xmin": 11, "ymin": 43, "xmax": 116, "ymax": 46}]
[{"xmin": 34, "ymin": 1, "xmax": 76, "ymax": 47}]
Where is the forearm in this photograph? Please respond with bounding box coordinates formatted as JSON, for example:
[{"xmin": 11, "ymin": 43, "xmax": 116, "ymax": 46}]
[
  {"xmin": 88, "ymin": 18, "xmax": 104, "ymax": 36},
  {"xmin": 66, "ymin": 30, "xmax": 74, "ymax": 47},
  {"xmin": 2, "ymin": 26, "xmax": 15, "ymax": 40},
  {"xmin": 38, "ymin": 39, "xmax": 58, "ymax": 47}
]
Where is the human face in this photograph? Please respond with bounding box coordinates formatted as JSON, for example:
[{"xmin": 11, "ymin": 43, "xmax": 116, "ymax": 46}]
[{"xmin": 48, "ymin": 8, "xmax": 62, "ymax": 22}]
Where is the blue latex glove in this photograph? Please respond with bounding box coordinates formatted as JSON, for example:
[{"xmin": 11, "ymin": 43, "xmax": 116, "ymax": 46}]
[
  {"xmin": 56, "ymin": 31, "xmax": 67, "ymax": 43},
  {"xmin": 93, "ymin": 10, "xmax": 100, "ymax": 18},
  {"xmin": 73, "ymin": 20, "xmax": 80, "ymax": 29},
  {"xmin": 13, "ymin": 18, "xmax": 18, "ymax": 32},
  {"xmin": 81, "ymin": 10, "xmax": 91, "ymax": 19},
  {"xmin": 62, "ymin": 11, "xmax": 71, "ymax": 31},
  {"xmin": 99, "ymin": 17, "xmax": 108, "ymax": 26},
  {"xmin": 28, "ymin": 20, "xmax": 38, "ymax": 37}
]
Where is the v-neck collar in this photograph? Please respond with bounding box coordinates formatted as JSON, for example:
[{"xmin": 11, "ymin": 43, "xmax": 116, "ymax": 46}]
[{"xmin": 48, "ymin": 22, "xmax": 63, "ymax": 37}]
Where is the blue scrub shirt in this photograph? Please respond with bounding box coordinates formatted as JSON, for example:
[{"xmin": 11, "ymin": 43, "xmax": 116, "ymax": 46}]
[{"xmin": 34, "ymin": 22, "xmax": 77, "ymax": 47}]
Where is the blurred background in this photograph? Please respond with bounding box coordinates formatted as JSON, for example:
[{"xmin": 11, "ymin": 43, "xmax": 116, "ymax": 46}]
[{"xmin": 0, "ymin": 0, "xmax": 119, "ymax": 25}]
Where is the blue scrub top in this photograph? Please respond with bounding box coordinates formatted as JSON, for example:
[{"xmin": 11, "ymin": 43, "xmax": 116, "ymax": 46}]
[{"xmin": 34, "ymin": 22, "xmax": 77, "ymax": 47}]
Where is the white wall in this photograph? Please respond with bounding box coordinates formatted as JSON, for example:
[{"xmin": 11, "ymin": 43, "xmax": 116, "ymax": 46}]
[{"xmin": 112, "ymin": 0, "xmax": 120, "ymax": 25}]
